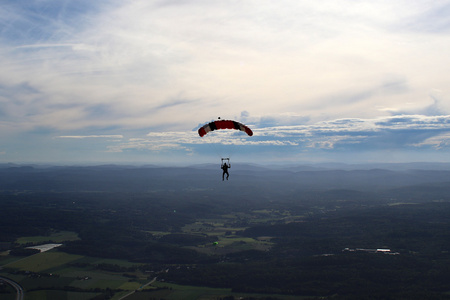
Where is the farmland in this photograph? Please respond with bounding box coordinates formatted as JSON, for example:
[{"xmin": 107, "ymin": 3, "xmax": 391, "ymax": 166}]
[
  {"xmin": 0, "ymin": 208, "xmax": 301, "ymax": 300},
  {"xmin": 1, "ymin": 247, "xmax": 300, "ymax": 300},
  {"xmin": 1, "ymin": 164, "xmax": 450, "ymax": 299},
  {"xmin": 16, "ymin": 231, "xmax": 80, "ymax": 245}
]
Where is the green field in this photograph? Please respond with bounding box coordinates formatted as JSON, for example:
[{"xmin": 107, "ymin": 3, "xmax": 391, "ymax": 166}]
[
  {"xmin": 0, "ymin": 246, "xmax": 301, "ymax": 300},
  {"xmin": 143, "ymin": 282, "xmax": 304, "ymax": 300},
  {"xmin": 16, "ymin": 231, "xmax": 80, "ymax": 245},
  {"xmin": 5, "ymin": 251, "xmax": 83, "ymax": 272},
  {"xmin": 0, "ymin": 210, "xmax": 315, "ymax": 300},
  {"xmin": 0, "ymin": 249, "xmax": 152, "ymax": 300},
  {"xmin": 3, "ymin": 208, "xmax": 410, "ymax": 300},
  {"xmin": 25, "ymin": 290, "xmax": 100, "ymax": 300},
  {"xmin": 181, "ymin": 217, "xmax": 273, "ymax": 255}
]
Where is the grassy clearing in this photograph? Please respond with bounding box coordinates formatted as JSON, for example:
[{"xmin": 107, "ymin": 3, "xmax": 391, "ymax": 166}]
[
  {"xmin": 114, "ymin": 289, "xmax": 172, "ymax": 300},
  {"xmin": 86, "ymin": 278, "xmax": 126, "ymax": 289},
  {"xmin": 26, "ymin": 290, "xmax": 100, "ymax": 300},
  {"xmin": 182, "ymin": 219, "xmax": 246, "ymax": 236},
  {"xmin": 151, "ymin": 281, "xmax": 304, "ymax": 300},
  {"xmin": 19, "ymin": 276, "xmax": 73, "ymax": 290},
  {"xmin": 74, "ymin": 256, "xmax": 142, "ymax": 268},
  {"xmin": 0, "ymin": 254, "xmax": 21, "ymax": 266},
  {"xmin": 152, "ymin": 281, "xmax": 232, "ymax": 300},
  {"xmin": 119, "ymin": 281, "xmax": 144, "ymax": 290},
  {"xmin": 16, "ymin": 231, "xmax": 80, "ymax": 245},
  {"xmin": 145, "ymin": 230, "xmax": 171, "ymax": 237},
  {"xmin": 6, "ymin": 251, "xmax": 83, "ymax": 272},
  {"xmin": 181, "ymin": 216, "xmax": 273, "ymax": 255},
  {"xmin": 218, "ymin": 236, "xmax": 257, "ymax": 246},
  {"xmin": 67, "ymin": 291, "xmax": 101, "ymax": 300}
]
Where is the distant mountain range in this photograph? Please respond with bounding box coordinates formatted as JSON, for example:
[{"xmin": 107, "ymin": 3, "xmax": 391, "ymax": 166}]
[{"xmin": 1, "ymin": 163, "xmax": 450, "ymax": 196}]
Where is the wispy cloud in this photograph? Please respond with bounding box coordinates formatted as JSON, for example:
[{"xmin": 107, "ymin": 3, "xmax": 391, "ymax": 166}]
[
  {"xmin": 412, "ymin": 133, "xmax": 450, "ymax": 149},
  {"xmin": 15, "ymin": 44, "xmax": 83, "ymax": 49},
  {"xmin": 57, "ymin": 135, "xmax": 123, "ymax": 139},
  {"xmin": 107, "ymin": 136, "xmax": 192, "ymax": 153},
  {"xmin": 103, "ymin": 115, "xmax": 450, "ymax": 157}
]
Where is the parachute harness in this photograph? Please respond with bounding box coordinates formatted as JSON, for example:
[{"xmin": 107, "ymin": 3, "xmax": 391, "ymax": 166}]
[{"xmin": 197, "ymin": 119, "xmax": 252, "ymax": 175}]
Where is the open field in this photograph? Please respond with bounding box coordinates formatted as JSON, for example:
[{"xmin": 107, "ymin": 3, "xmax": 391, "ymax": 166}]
[
  {"xmin": 5, "ymin": 251, "xmax": 83, "ymax": 272},
  {"xmin": 0, "ymin": 254, "xmax": 20, "ymax": 265},
  {"xmin": 16, "ymin": 231, "xmax": 80, "ymax": 245},
  {"xmin": 0, "ymin": 250, "xmax": 151, "ymax": 300},
  {"xmin": 142, "ymin": 282, "xmax": 304, "ymax": 300},
  {"xmin": 1, "ymin": 218, "xmax": 279, "ymax": 299},
  {"xmin": 181, "ymin": 216, "xmax": 274, "ymax": 255},
  {"xmin": 1, "ymin": 258, "xmax": 118, "ymax": 299},
  {"xmin": 1, "ymin": 222, "xmax": 283, "ymax": 300},
  {"xmin": 25, "ymin": 290, "xmax": 99, "ymax": 300},
  {"xmin": 115, "ymin": 282, "xmax": 305, "ymax": 300},
  {"xmin": 1, "ymin": 246, "xmax": 298, "ymax": 300}
]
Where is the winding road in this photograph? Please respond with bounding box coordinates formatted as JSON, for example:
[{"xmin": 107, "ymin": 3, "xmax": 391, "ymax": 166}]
[{"xmin": 0, "ymin": 276, "xmax": 24, "ymax": 300}]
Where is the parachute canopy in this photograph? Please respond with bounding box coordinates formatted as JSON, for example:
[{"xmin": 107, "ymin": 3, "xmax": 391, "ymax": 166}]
[{"xmin": 198, "ymin": 120, "xmax": 253, "ymax": 137}]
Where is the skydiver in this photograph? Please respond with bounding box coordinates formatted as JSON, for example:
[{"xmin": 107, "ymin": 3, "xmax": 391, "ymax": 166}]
[{"xmin": 221, "ymin": 160, "xmax": 230, "ymax": 181}]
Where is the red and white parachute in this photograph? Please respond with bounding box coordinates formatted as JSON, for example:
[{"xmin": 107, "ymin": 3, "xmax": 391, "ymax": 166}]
[{"xmin": 198, "ymin": 120, "xmax": 253, "ymax": 137}]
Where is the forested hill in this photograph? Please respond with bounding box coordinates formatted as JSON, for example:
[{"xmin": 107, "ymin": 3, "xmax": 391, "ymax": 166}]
[{"xmin": 1, "ymin": 163, "xmax": 450, "ymax": 195}]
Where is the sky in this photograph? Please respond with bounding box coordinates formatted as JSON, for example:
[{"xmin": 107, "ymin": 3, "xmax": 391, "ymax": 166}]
[{"xmin": 1, "ymin": 0, "xmax": 450, "ymax": 165}]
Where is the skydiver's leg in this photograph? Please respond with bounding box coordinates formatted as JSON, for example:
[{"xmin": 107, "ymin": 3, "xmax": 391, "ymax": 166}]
[
  {"xmin": 226, "ymin": 171, "xmax": 229, "ymax": 180},
  {"xmin": 222, "ymin": 172, "xmax": 225, "ymax": 181}
]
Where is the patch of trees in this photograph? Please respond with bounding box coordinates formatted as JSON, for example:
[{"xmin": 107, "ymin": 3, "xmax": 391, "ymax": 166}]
[
  {"xmin": 9, "ymin": 248, "xmax": 40, "ymax": 256},
  {"xmin": 162, "ymin": 253, "xmax": 450, "ymax": 299},
  {"xmin": 62, "ymin": 238, "xmax": 207, "ymax": 263},
  {"xmin": 158, "ymin": 233, "xmax": 218, "ymax": 246},
  {"xmin": 161, "ymin": 203, "xmax": 450, "ymax": 298},
  {"xmin": 242, "ymin": 203, "xmax": 450, "ymax": 257}
]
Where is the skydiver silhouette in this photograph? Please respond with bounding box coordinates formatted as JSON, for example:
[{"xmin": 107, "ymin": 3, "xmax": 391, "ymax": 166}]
[{"xmin": 221, "ymin": 161, "xmax": 230, "ymax": 181}]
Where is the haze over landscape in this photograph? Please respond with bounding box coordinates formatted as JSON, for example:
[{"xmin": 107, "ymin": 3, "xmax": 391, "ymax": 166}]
[{"xmin": 1, "ymin": 0, "xmax": 450, "ymax": 164}]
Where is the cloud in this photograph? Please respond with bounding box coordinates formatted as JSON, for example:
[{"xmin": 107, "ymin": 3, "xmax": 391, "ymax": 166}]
[
  {"xmin": 313, "ymin": 78, "xmax": 409, "ymax": 108},
  {"xmin": 413, "ymin": 133, "xmax": 450, "ymax": 149},
  {"xmin": 107, "ymin": 137, "xmax": 192, "ymax": 153},
  {"xmin": 1, "ymin": 1, "xmax": 450, "ymax": 163},
  {"xmin": 101, "ymin": 115, "xmax": 450, "ymax": 156},
  {"xmin": 15, "ymin": 44, "xmax": 83, "ymax": 49},
  {"xmin": 153, "ymin": 98, "xmax": 198, "ymax": 111},
  {"xmin": 3, "ymin": 0, "xmax": 447, "ymax": 130},
  {"xmin": 57, "ymin": 135, "xmax": 123, "ymax": 139},
  {"xmin": 257, "ymin": 115, "xmax": 450, "ymax": 151},
  {"xmin": 400, "ymin": 2, "xmax": 450, "ymax": 33}
]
